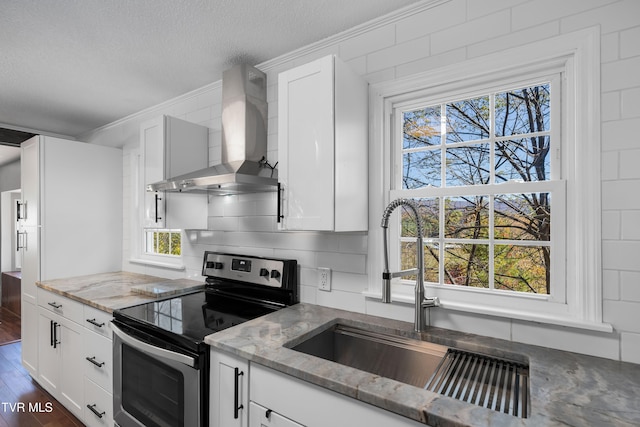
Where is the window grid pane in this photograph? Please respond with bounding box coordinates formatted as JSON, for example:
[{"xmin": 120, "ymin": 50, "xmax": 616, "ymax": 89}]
[{"xmin": 398, "ymin": 83, "xmax": 552, "ymax": 295}]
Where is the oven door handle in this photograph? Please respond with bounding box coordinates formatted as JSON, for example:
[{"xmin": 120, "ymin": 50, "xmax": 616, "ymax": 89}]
[{"xmin": 112, "ymin": 323, "xmax": 197, "ymax": 368}]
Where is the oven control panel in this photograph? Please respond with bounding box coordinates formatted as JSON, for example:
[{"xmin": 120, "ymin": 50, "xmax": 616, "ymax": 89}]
[{"xmin": 202, "ymin": 251, "xmax": 296, "ymax": 290}]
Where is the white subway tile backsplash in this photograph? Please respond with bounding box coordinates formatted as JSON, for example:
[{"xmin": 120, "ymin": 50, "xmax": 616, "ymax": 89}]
[
  {"xmin": 621, "ymin": 87, "xmax": 640, "ymax": 119},
  {"xmin": 395, "ymin": 48, "xmax": 466, "ymax": 79},
  {"xmin": 395, "ymin": 0, "xmax": 466, "ymax": 44},
  {"xmin": 512, "ymin": 320, "xmax": 620, "ymax": 360},
  {"xmin": 467, "ymin": 21, "xmax": 560, "ymax": 59},
  {"xmin": 602, "ymin": 118, "xmax": 640, "ymax": 151},
  {"xmin": 620, "ymin": 25, "xmax": 640, "ymax": 58},
  {"xmin": 602, "ymin": 56, "xmax": 640, "ymax": 92},
  {"xmin": 621, "ymin": 332, "xmax": 640, "ymax": 364},
  {"xmin": 604, "ymin": 300, "xmax": 640, "ymax": 333},
  {"xmin": 560, "ymin": 0, "xmax": 639, "ymax": 34},
  {"xmin": 621, "ymin": 271, "xmax": 640, "ymax": 302},
  {"xmin": 602, "ymin": 180, "xmax": 640, "ymax": 210},
  {"xmin": 601, "ymin": 210, "xmax": 620, "ymax": 240},
  {"xmin": 601, "ymin": 150, "xmax": 619, "ymax": 181},
  {"xmin": 367, "ymin": 35, "xmax": 430, "ymax": 74},
  {"xmin": 600, "ymin": 31, "xmax": 619, "ymax": 64},
  {"xmin": 602, "ymin": 269, "xmax": 620, "ymax": 300},
  {"xmin": 603, "ymin": 241, "xmax": 640, "ymax": 271},
  {"xmin": 316, "ymin": 288, "xmax": 366, "ymax": 313},
  {"xmin": 431, "ymin": 10, "xmax": 510, "ymax": 56},
  {"xmin": 621, "ymin": 211, "xmax": 640, "ymax": 240},
  {"xmin": 339, "ymin": 23, "xmax": 396, "ymax": 61},
  {"xmin": 601, "ymin": 91, "xmax": 620, "ymax": 122},
  {"xmin": 431, "ymin": 309, "xmax": 511, "ymax": 341},
  {"xmin": 317, "ymin": 251, "xmax": 366, "ymax": 275}
]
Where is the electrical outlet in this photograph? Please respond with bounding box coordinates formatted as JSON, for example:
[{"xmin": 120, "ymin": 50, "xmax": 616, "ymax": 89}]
[{"xmin": 318, "ymin": 267, "xmax": 331, "ymax": 292}]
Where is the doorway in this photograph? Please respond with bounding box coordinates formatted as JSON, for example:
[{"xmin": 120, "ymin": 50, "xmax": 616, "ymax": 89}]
[{"xmin": 1, "ymin": 189, "xmax": 22, "ymax": 344}]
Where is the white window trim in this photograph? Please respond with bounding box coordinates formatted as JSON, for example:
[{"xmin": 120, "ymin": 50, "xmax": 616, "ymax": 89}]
[
  {"xmin": 365, "ymin": 27, "xmax": 610, "ymax": 332},
  {"xmin": 128, "ymin": 149, "xmax": 185, "ymax": 271}
]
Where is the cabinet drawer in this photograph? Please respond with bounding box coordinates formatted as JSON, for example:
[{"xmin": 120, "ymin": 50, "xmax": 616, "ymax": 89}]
[
  {"xmin": 37, "ymin": 288, "xmax": 83, "ymax": 324},
  {"xmin": 83, "ymin": 329, "xmax": 113, "ymax": 393},
  {"xmin": 84, "ymin": 378, "xmax": 113, "ymax": 427},
  {"xmin": 83, "ymin": 305, "xmax": 113, "ymax": 340}
]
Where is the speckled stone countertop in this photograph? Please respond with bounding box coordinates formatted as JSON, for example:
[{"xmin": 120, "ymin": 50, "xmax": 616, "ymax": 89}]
[
  {"xmin": 37, "ymin": 271, "xmax": 205, "ymax": 313},
  {"xmin": 205, "ymin": 303, "xmax": 640, "ymax": 427}
]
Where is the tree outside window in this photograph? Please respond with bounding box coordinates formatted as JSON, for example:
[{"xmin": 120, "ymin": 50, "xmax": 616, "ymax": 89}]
[{"xmin": 398, "ymin": 84, "xmax": 552, "ymax": 295}]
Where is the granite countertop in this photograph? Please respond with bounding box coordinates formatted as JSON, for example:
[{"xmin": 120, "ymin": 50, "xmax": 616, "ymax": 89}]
[
  {"xmin": 205, "ymin": 303, "xmax": 640, "ymax": 427},
  {"xmin": 37, "ymin": 271, "xmax": 205, "ymax": 313}
]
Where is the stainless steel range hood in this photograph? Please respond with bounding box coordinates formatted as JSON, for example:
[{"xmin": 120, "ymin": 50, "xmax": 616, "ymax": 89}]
[{"xmin": 148, "ymin": 64, "xmax": 277, "ymax": 194}]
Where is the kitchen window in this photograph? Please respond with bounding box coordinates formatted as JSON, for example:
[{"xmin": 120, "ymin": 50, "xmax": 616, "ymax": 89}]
[
  {"xmin": 394, "ymin": 79, "xmax": 561, "ymax": 297},
  {"xmin": 145, "ymin": 230, "xmax": 181, "ymax": 257},
  {"xmin": 368, "ymin": 28, "xmax": 608, "ymax": 331}
]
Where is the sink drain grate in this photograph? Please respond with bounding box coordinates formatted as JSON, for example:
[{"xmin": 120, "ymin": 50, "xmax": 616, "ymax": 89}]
[{"xmin": 425, "ymin": 349, "xmax": 529, "ymax": 418}]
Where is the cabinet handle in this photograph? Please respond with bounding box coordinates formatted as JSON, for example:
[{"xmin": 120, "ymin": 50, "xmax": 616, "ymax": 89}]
[
  {"xmin": 234, "ymin": 367, "xmax": 244, "ymax": 419},
  {"xmin": 86, "ymin": 318, "xmax": 105, "ymax": 328},
  {"xmin": 85, "ymin": 356, "xmax": 105, "ymax": 368},
  {"xmin": 48, "ymin": 302, "xmax": 62, "ymax": 309},
  {"xmin": 16, "ymin": 200, "xmax": 26, "ymax": 221},
  {"xmin": 265, "ymin": 409, "xmax": 272, "ymax": 420},
  {"xmin": 86, "ymin": 403, "xmax": 105, "ymax": 419},
  {"xmin": 154, "ymin": 192, "xmax": 162, "ymax": 223},
  {"xmin": 53, "ymin": 322, "xmax": 60, "ymax": 349},
  {"xmin": 277, "ymin": 183, "xmax": 284, "ymax": 223},
  {"xmin": 50, "ymin": 320, "xmax": 54, "ymax": 347},
  {"xmin": 16, "ymin": 231, "xmax": 26, "ymax": 251}
]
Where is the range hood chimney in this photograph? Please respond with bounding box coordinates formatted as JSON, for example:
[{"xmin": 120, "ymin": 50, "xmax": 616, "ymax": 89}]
[{"xmin": 148, "ymin": 64, "xmax": 277, "ymax": 194}]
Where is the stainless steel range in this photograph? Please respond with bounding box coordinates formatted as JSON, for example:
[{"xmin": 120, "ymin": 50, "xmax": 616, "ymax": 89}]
[{"xmin": 112, "ymin": 252, "xmax": 298, "ymax": 427}]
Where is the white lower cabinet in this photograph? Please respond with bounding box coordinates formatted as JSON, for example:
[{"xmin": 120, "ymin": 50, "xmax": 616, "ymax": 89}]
[
  {"xmin": 35, "ymin": 288, "xmax": 114, "ymax": 425},
  {"xmin": 210, "ymin": 348, "xmax": 249, "ymax": 427},
  {"xmin": 250, "ymin": 363, "xmax": 426, "ymax": 427},
  {"xmin": 210, "ymin": 348, "xmax": 426, "ymax": 427},
  {"xmin": 37, "ymin": 292, "xmax": 85, "ymax": 421},
  {"xmin": 249, "ymin": 402, "xmax": 304, "ymax": 427}
]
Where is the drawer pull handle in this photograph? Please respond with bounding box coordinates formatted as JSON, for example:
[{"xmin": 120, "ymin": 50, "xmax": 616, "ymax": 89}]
[
  {"xmin": 48, "ymin": 302, "xmax": 62, "ymax": 309},
  {"xmin": 86, "ymin": 356, "xmax": 105, "ymax": 368},
  {"xmin": 86, "ymin": 403, "xmax": 105, "ymax": 419},
  {"xmin": 86, "ymin": 318, "xmax": 105, "ymax": 328}
]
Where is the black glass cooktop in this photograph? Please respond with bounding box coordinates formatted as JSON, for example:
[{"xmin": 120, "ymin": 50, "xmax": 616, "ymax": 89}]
[{"xmin": 114, "ymin": 289, "xmax": 279, "ymax": 351}]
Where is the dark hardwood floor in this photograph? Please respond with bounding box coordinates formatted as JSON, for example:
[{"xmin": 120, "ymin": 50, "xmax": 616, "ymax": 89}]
[
  {"xmin": 0, "ymin": 307, "xmax": 21, "ymax": 345},
  {"xmin": 0, "ymin": 339, "xmax": 84, "ymax": 426}
]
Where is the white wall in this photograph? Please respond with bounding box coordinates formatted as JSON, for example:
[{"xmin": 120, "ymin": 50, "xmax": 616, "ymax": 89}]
[{"xmin": 83, "ymin": 0, "xmax": 640, "ymax": 364}]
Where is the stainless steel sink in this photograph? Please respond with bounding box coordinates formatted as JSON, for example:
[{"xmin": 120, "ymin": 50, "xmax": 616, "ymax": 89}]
[{"xmin": 290, "ymin": 324, "xmax": 449, "ymax": 388}]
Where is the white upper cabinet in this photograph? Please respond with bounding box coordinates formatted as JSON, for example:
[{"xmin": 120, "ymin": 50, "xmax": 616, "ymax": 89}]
[
  {"xmin": 141, "ymin": 115, "xmax": 209, "ymax": 229},
  {"xmin": 277, "ymin": 55, "xmax": 368, "ymax": 232}
]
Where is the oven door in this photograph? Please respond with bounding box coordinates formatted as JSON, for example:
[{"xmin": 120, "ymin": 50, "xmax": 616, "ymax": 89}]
[{"xmin": 112, "ymin": 323, "xmax": 201, "ymax": 427}]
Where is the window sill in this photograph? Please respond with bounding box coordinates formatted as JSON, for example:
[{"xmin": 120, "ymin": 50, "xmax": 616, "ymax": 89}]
[
  {"xmin": 363, "ymin": 290, "xmax": 613, "ymax": 333},
  {"xmin": 129, "ymin": 258, "xmax": 186, "ymax": 271}
]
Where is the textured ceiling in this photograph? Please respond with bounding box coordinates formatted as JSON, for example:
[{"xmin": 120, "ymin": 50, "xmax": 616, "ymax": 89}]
[{"xmin": 0, "ymin": 0, "xmax": 419, "ymax": 146}]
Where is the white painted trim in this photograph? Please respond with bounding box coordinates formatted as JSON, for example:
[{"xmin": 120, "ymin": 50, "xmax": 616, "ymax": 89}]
[
  {"xmin": 128, "ymin": 258, "xmax": 185, "ymax": 271},
  {"xmin": 366, "ymin": 27, "xmax": 604, "ymax": 329}
]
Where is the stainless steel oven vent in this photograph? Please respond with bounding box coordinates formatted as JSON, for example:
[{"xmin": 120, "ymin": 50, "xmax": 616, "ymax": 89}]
[{"xmin": 425, "ymin": 349, "xmax": 529, "ymax": 418}]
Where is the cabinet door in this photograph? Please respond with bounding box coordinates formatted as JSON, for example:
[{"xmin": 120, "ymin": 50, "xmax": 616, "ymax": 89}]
[
  {"xmin": 210, "ymin": 349, "xmax": 249, "ymax": 427},
  {"xmin": 59, "ymin": 319, "xmax": 85, "ymax": 420},
  {"xmin": 249, "ymin": 402, "xmax": 304, "ymax": 427},
  {"xmin": 142, "ymin": 117, "xmax": 167, "ymax": 228},
  {"xmin": 141, "ymin": 115, "xmax": 208, "ymax": 230},
  {"xmin": 37, "ymin": 308, "xmax": 61, "ymax": 395},
  {"xmin": 21, "ymin": 300, "xmax": 39, "ymax": 377},
  {"xmin": 278, "ymin": 55, "xmax": 335, "ymax": 231}
]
